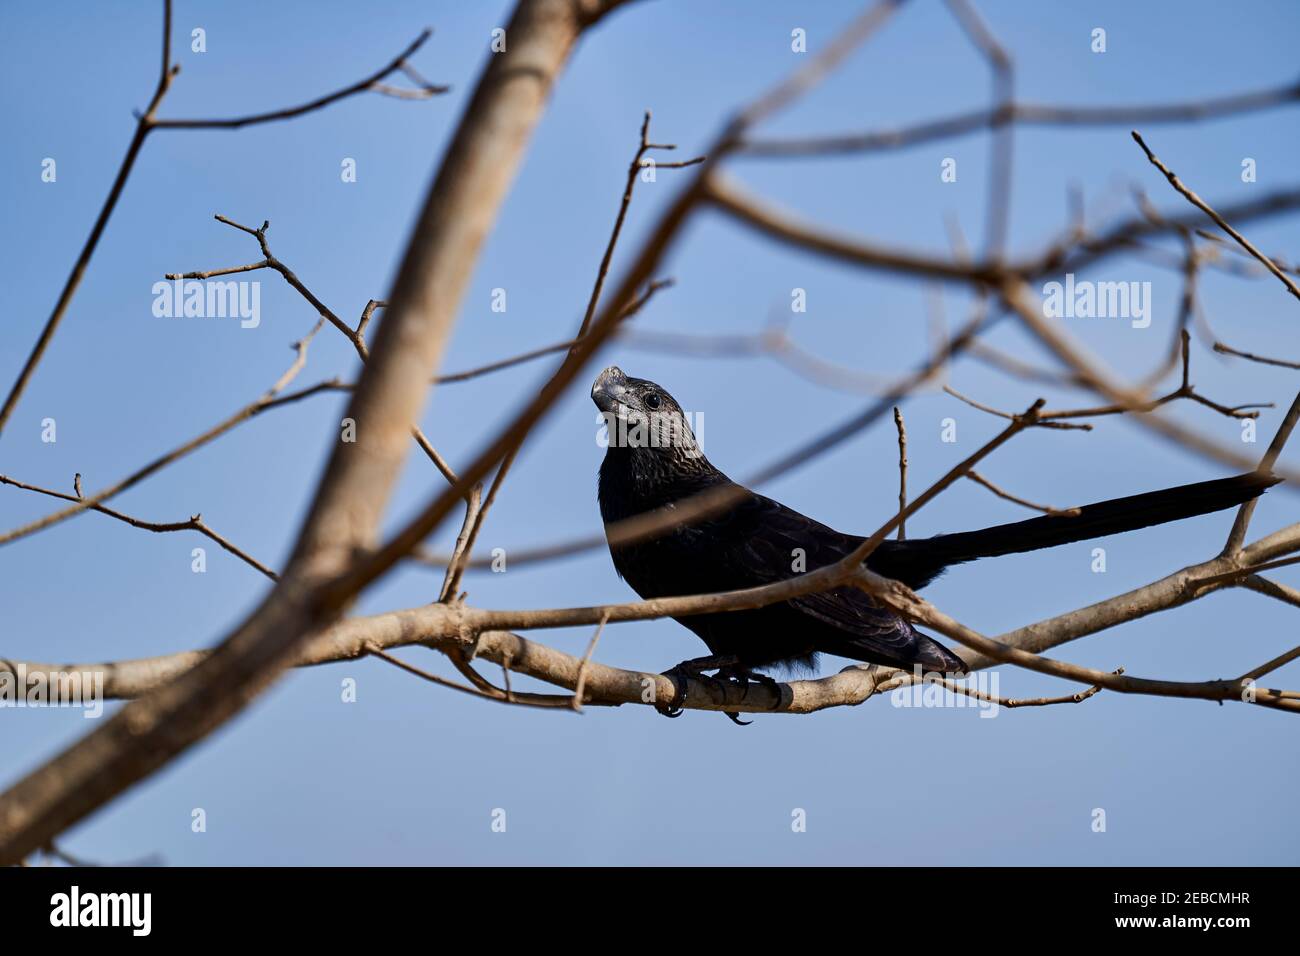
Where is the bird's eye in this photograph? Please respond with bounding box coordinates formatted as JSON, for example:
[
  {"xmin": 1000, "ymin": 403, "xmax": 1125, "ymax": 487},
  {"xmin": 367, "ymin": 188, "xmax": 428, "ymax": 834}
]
[{"xmin": 644, "ymin": 391, "xmax": 662, "ymax": 410}]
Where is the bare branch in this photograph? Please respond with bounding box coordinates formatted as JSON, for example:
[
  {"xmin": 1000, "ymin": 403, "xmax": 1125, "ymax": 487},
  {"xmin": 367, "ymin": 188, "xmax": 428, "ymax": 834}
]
[
  {"xmin": 368, "ymin": 646, "xmax": 570, "ymax": 709},
  {"xmin": 903, "ymin": 666, "xmax": 1123, "ymax": 709},
  {"xmin": 174, "ymin": 214, "xmax": 461, "ymax": 487},
  {"xmin": 740, "ymin": 78, "xmax": 1300, "ymax": 157},
  {"xmin": 1035, "ymin": 332, "xmax": 1270, "ymax": 423},
  {"xmin": 356, "ymin": 299, "xmax": 386, "ymax": 341},
  {"xmin": 965, "ymin": 469, "xmax": 1081, "ymax": 517},
  {"xmin": 0, "ymin": 0, "xmax": 178, "ymax": 437},
  {"xmin": 893, "ymin": 406, "xmax": 908, "ymax": 539},
  {"xmin": 0, "ymin": 332, "xmax": 336, "ymax": 549},
  {"xmin": 735, "ymin": 0, "xmax": 905, "ymax": 130},
  {"xmin": 1132, "ymin": 130, "xmax": 1300, "ymax": 302},
  {"xmin": 0, "ymin": 475, "xmax": 277, "ymax": 580},
  {"xmin": 0, "ymin": 16, "xmax": 439, "ymax": 439},
  {"xmin": 0, "ymin": 0, "xmax": 636, "ymax": 866},
  {"xmin": 944, "ymin": 0, "xmax": 1015, "ymax": 259},
  {"xmin": 575, "ymin": 111, "xmax": 703, "ymax": 340},
  {"xmin": 8, "ymin": 0, "xmax": 1300, "ymax": 868},
  {"xmin": 1003, "ymin": 668, "xmax": 1122, "ymax": 708},
  {"xmin": 10, "ymin": 515, "xmax": 1299, "ymax": 714},
  {"xmin": 149, "ymin": 31, "xmax": 445, "ymax": 129},
  {"xmin": 1241, "ymin": 575, "xmax": 1300, "ymax": 611},
  {"xmin": 572, "ymin": 612, "xmax": 610, "ymax": 711},
  {"xmin": 1213, "ymin": 340, "xmax": 1300, "ymax": 371},
  {"xmin": 706, "ymin": 174, "xmax": 999, "ymax": 285},
  {"xmin": 944, "ymin": 384, "xmax": 1093, "ymax": 430},
  {"xmin": 1223, "ymin": 390, "xmax": 1300, "ymax": 554},
  {"xmin": 847, "ymin": 399, "xmax": 1049, "ymax": 564},
  {"xmin": 999, "ymin": 279, "xmax": 1298, "ymax": 482}
]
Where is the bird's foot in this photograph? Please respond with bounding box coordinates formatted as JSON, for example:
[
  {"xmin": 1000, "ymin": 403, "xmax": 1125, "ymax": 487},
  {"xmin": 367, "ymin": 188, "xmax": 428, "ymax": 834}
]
[
  {"xmin": 716, "ymin": 665, "xmax": 779, "ymax": 724},
  {"xmin": 654, "ymin": 664, "xmax": 689, "ymax": 719},
  {"xmin": 717, "ymin": 665, "xmax": 780, "ymax": 694},
  {"xmin": 654, "ymin": 655, "xmax": 739, "ymax": 719}
]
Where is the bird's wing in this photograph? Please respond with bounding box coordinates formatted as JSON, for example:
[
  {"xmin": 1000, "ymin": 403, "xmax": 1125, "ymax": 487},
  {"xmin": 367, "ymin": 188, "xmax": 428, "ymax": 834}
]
[{"xmin": 710, "ymin": 491, "xmax": 942, "ymax": 665}]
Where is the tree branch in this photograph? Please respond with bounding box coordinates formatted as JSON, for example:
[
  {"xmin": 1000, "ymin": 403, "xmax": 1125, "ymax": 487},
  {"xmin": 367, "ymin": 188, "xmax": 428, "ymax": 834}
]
[
  {"xmin": 0, "ymin": 0, "xmax": 636, "ymax": 867},
  {"xmin": 1132, "ymin": 130, "xmax": 1300, "ymax": 302},
  {"xmin": 0, "ymin": 11, "xmax": 440, "ymax": 439}
]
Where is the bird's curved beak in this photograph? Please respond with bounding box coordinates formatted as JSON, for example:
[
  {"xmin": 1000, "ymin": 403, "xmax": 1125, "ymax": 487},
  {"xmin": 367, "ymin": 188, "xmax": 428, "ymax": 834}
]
[{"xmin": 591, "ymin": 366, "xmax": 631, "ymax": 414}]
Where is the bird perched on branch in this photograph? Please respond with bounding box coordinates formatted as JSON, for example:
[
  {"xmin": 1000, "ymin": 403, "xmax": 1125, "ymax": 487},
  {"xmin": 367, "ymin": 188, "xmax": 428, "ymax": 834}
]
[{"xmin": 591, "ymin": 366, "xmax": 1280, "ymax": 723}]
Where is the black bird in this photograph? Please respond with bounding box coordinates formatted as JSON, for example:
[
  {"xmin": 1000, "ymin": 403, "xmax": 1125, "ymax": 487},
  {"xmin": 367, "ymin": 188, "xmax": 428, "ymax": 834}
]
[{"xmin": 591, "ymin": 366, "xmax": 1279, "ymax": 719}]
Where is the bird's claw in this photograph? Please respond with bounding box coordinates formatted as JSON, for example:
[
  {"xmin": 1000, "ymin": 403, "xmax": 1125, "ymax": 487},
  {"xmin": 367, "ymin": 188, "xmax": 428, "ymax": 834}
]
[
  {"xmin": 654, "ymin": 664, "xmax": 690, "ymax": 718},
  {"xmin": 717, "ymin": 665, "xmax": 778, "ymax": 725},
  {"xmin": 653, "ymin": 657, "xmax": 773, "ymax": 725},
  {"xmin": 654, "ymin": 656, "xmax": 742, "ymax": 721},
  {"xmin": 719, "ymin": 665, "xmax": 780, "ymax": 696}
]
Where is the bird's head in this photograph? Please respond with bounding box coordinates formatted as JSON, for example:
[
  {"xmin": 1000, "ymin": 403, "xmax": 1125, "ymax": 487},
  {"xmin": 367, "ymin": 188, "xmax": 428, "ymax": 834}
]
[{"xmin": 591, "ymin": 366, "xmax": 709, "ymax": 472}]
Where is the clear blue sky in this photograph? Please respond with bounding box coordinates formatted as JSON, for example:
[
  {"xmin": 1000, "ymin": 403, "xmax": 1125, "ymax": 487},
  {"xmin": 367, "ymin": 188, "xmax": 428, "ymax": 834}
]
[{"xmin": 2, "ymin": 0, "xmax": 1297, "ymax": 865}]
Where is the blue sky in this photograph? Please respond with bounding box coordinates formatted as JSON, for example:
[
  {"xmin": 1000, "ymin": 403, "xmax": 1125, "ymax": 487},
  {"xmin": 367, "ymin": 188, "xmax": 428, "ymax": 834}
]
[{"xmin": 2, "ymin": 0, "xmax": 1298, "ymax": 865}]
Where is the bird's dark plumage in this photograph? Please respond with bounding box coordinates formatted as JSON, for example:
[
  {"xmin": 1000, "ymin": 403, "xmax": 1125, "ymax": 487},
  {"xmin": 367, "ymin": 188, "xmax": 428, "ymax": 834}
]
[{"xmin": 592, "ymin": 366, "xmax": 1280, "ymax": 683}]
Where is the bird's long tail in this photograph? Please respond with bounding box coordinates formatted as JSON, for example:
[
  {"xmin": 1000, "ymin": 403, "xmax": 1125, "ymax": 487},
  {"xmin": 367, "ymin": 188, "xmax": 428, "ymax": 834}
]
[{"xmin": 870, "ymin": 471, "xmax": 1280, "ymax": 589}]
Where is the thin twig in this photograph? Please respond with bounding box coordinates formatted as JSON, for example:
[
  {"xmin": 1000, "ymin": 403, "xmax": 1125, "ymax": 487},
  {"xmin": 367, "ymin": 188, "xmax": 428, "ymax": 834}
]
[
  {"xmin": 572, "ymin": 612, "xmax": 610, "ymax": 712},
  {"xmin": 907, "ymin": 666, "xmax": 1123, "ymax": 709},
  {"xmin": 1036, "ymin": 332, "xmax": 1269, "ymax": 422},
  {"xmin": 177, "ymin": 214, "xmax": 461, "ymax": 487},
  {"xmin": 1004, "ymin": 668, "xmax": 1123, "ymax": 708},
  {"xmin": 944, "ymin": 384, "xmax": 1094, "ymax": 430},
  {"xmin": 1240, "ymin": 575, "xmax": 1300, "ymax": 611},
  {"xmin": 0, "ymin": 475, "xmax": 278, "ymax": 579},
  {"xmin": 1214, "ymin": 341, "xmax": 1300, "ymax": 370},
  {"xmin": 369, "ymin": 646, "xmax": 573, "ymax": 709},
  {"xmin": 0, "ymin": 17, "xmax": 439, "ymax": 439},
  {"xmin": 944, "ymin": 0, "xmax": 1014, "ymax": 260},
  {"xmin": 0, "ymin": 0, "xmax": 178, "ymax": 437},
  {"xmin": 575, "ymin": 112, "xmax": 704, "ymax": 341},
  {"xmin": 150, "ymin": 31, "xmax": 445, "ymax": 129},
  {"xmin": 966, "ymin": 469, "xmax": 1081, "ymax": 517},
  {"xmin": 0, "ymin": 329, "xmax": 336, "ymax": 548},
  {"xmin": 440, "ymin": 113, "xmax": 701, "ymax": 597},
  {"xmin": 356, "ymin": 299, "xmax": 386, "ymax": 342},
  {"xmin": 1223, "ymin": 390, "xmax": 1300, "ymax": 554},
  {"xmin": 893, "ymin": 406, "xmax": 908, "ymax": 539},
  {"xmin": 1132, "ymin": 130, "xmax": 1300, "ymax": 302},
  {"xmin": 850, "ymin": 399, "xmax": 1049, "ymax": 564},
  {"xmin": 740, "ymin": 78, "xmax": 1300, "ymax": 156}
]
